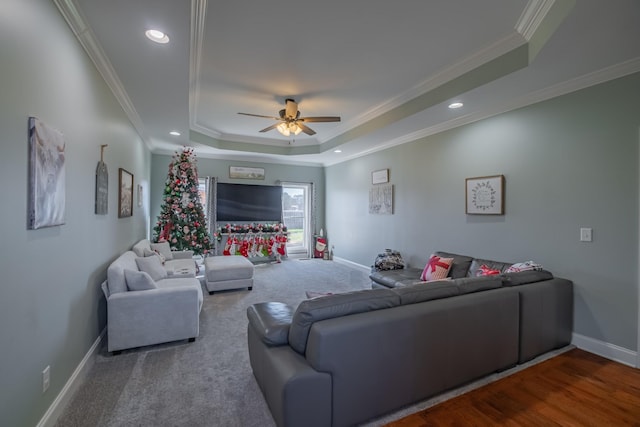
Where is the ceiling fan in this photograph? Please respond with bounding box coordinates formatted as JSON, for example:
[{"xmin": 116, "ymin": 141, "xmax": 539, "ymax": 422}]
[{"xmin": 238, "ymin": 98, "xmax": 341, "ymax": 136}]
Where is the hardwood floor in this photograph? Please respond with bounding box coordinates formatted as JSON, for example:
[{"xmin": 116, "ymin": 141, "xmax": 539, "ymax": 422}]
[{"xmin": 385, "ymin": 349, "xmax": 640, "ymax": 426}]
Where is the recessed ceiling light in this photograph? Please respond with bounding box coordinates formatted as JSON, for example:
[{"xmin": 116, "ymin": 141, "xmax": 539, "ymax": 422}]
[
  {"xmin": 145, "ymin": 29, "xmax": 169, "ymax": 44},
  {"xmin": 448, "ymin": 102, "xmax": 464, "ymax": 109},
  {"xmin": 169, "ymin": 131, "xmax": 181, "ymax": 136},
  {"xmin": 334, "ymin": 149, "xmax": 342, "ymax": 153}
]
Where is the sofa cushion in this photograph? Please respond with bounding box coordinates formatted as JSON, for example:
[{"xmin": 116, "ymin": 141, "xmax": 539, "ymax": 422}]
[
  {"xmin": 501, "ymin": 270, "xmax": 554, "ymax": 286},
  {"xmin": 369, "ymin": 267, "xmax": 423, "ymax": 288},
  {"xmin": 467, "ymin": 258, "xmax": 512, "ymax": 277},
  {"xmin": 131, "ymin": 239, "xmax": 151, "ymax": 257},
  {"xmin": 420, "ymin": 255, "xmax": 453, "ymax": 281},
  {"xmin": 247, "ymin": 302, "xmax": 294, "ymax": 346},
  {"xmin": 453, "ymin": 276, "xmax": 503, "ymax": 294},
  {"xmin": 136, "ymin": 256, "xmax": 168, "ymax": 281},
  {"xmin": 393, "ymin": 280, "xmax": 459, "ymax": 305},
  {"xmin": 289, "ymin": 289, "xmax": 400, "ymax": 355},
  {"xmin": 143, "ymin": 247, "xmax": 165, "ymax": 264},
  {"xmin": 124, "ymin": 269, "xmax": 157, "ymax": 291},
  {"xmin": 107, "ymin": 251, "xmax": 139, "ymax": 294},
  {"xmin": 433, "ymin": 251, "xmax": 473, "ymax": 278},
  {"xmin": 155, "ymin": 277, "xmax": 204, "ymax": 311},
  {"xmin": 151, "ymin": 241, "xmax": 174, "ymax": 260}
]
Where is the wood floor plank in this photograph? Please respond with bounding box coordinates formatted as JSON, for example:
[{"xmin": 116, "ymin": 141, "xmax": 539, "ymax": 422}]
[{"xmin": 385, "ymin": 349, "xmax": 640, "ymax": 426}]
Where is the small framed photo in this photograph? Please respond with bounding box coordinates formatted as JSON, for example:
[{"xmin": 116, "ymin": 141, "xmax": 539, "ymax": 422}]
[
  {"xmin": 465, "ymin": 175, "xmax": 505, "ymax": 215},
  {"xmin": 118, "ymin": 168, "xmax": 134, "ymax": 218},
  {"xmin": 372, "ymin": 169, "xmax": 389, "ymax": 185}
]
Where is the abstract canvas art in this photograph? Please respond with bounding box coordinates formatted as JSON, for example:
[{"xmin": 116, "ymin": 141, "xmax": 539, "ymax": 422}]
[
  {"xmin": 27, "ymin": 117, "xmax": 66, "ymax": 229},
  {"xmin": 369, "ymin": 184, "xmax": 393, "ymax": 214}
]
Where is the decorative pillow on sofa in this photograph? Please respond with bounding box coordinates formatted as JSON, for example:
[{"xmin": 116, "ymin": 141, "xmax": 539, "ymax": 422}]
[
  {"xmin": 150, "ymin": 241, "xmax": 174, "ymax": 260},
  {"xmin": 143, "ymin": 247, "xmax": 165, "ymax": 264},
  {"xmin": 420, "ymin": 255, "xmax": 453, "ymax": 282},
  {"xmin": 477, "ymin": 264, "xmax": 501, "ymax": 276},
  {"xmin": 124, "ymin": 269, "xmax": 157, "ymax": 291},
  {"xmin": 136, "ymin": 256, "xmax": 168, "ymax": 281},
  {"xmin": 505, "ymin": 261, "xmax": 543, "ymax": 273}
]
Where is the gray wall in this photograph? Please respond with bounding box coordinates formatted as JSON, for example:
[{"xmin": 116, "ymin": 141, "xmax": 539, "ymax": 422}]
[
  {"xmin": 0, "ymin": 0, "xmax": 151, "ymax": 425},
  {"xmin": 150, "ymin": 154, "xmax": 325, "ymax": 238},
  {"xmin": 326, "ymin": 72, "xmax": 640, "ymax": 352}
]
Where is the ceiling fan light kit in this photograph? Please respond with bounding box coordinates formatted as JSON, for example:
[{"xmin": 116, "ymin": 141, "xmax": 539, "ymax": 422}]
[
  {"xmin": 239, "ymin": 98, "xmax": 341, "ymax": 138},
  {"xmin": 276, "ymin": 122, "xmax": 302, "ymax": 136}
]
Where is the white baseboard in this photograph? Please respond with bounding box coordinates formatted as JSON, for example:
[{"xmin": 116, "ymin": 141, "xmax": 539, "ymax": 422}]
[
  {"xmin": 333, "ymin": 256, "xmax": 371, "ymax": 274},
  {"xmin": 37, "ymin": 328, "xmax": 105, "ymax": 427},
  {"xmin": 572, "ymin": 332, "xmax": 638, "ymax": 367}
]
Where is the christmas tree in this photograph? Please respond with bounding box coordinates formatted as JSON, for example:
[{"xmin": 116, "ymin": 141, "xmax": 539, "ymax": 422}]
[{"xmin": 153, "ymin": 147, "xmax": 212, "ymax": 255}]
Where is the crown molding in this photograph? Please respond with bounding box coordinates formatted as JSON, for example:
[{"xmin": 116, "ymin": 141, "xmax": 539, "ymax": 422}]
[
  {"xmin": 516, "ymin": 0, "xmax": 556, "ymax": 40},
  {"xmin": 189, "ymin": 0, "xmax": 207, "ymax": 136},
  {"xmin": 324, "ymin": 57, "xmax": 640, "ymax": 167},
  {"xmin": 319, "ymin": 31, "xmax": 527, "ymax": 144},
  {"xmin": 53, "ymin": 0, "xmax": 150, "ymax": 149},
  {"xmin": 323, "ymin": 1, "xmax": 558, "ymax": 145}
]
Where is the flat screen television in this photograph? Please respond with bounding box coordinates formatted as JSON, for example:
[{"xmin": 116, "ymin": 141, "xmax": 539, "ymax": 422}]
[{"xmin": 216, "ymin": 183, "xmax": 283, "ymax": 222}]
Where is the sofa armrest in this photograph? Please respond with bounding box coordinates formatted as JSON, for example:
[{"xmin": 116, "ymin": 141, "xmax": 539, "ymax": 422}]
[
  {"xmin": 106, "ymin": 286, "xmax": 200, "ymax": 352},
  {"xmin": 172, "ymin": 250, "xmax": 194, "ymax": 259},
  {"xmin": 247, "ymin": 302, "xmax": 294, "ymax": 346}
]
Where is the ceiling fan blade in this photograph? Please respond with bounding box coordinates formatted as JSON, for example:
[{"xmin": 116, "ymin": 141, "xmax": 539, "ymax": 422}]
[
  {"xmin": 298, "ymin": 116, "xmax": 341, "ymax": 123},
  {"xmin": 238, "ymin": 112, "xmax": 281, "ymax": 120},
  {"xmin": 258, "ymin": 123, "xmax": 280, "ymax": 133},
  {"xmin": 285, "ymin": 98, "xmax": 298, "ymax": 118},
  {"xmin": 297, "ymin": 122, "xmax": 316, "ymax": 136}
]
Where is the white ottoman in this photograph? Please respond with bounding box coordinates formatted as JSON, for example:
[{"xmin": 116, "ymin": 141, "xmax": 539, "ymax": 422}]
[{"xmin": 204, "ymin": 255, "xmax": 254, "ymax": 294}]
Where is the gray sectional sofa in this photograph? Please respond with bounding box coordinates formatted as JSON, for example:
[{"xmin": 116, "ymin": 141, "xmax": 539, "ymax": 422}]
[{"xmin": 246, "ymin": 251, "xmax": 573, "ymax": 427}]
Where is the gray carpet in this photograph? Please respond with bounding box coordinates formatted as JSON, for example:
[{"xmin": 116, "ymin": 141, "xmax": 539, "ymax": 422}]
[
  {"xmin": 55, "ymin": 259, "xmax": 572, "ymax": 427},
  {"xmin": 55, "ymin": 259, "xmax": 371, "ymax": 427}
]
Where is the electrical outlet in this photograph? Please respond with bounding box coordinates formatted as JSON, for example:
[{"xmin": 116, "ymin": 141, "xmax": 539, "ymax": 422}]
[
  {"xmin": 42, "ymin": 366, "xmax": 50, "ymax": 393},
  {"xmin": 580, "ymin": 227, "xmax": 592, "ymax": 242}
]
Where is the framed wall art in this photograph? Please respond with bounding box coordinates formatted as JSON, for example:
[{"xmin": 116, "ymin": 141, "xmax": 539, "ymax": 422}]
[
  {"xmin": 465, "ymin": 175, "xmax": 505, "ymax": 215},
  {"xmin": 229, "ymin": 166, "xmax": 265, "ymax": 180},
  {"xmin": 27, "ymin": 117, "xmax": 66, "ymax": 229},
  {"xmin": 369, "ymin": 184, "xmax": 393, "ymax": 215},
  {"xmin": 118, "ymin": 168, "xmax": 134, "ymax": 218},
  {"xmin": 372, "ymin": 169, "xmax": 389, "ymax": 184}
]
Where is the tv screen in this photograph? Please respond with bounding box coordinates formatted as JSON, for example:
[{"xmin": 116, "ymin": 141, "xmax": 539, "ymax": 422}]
[{"xmin": 216, "ymin": 183, "xmax": 283, "ymax": 222}]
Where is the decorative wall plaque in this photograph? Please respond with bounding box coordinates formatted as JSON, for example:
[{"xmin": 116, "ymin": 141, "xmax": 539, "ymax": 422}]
[{"xmin": 95, "ymin": 145, "xmax": 108, "ymax": 215}]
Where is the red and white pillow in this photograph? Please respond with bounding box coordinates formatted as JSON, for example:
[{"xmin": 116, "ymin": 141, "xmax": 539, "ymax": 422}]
[
  {"xmin": 477, "ymin": 264, "xmax": 501, "ymax": 276},
  {"xmin": 421, "ymin": 255, "xmax": 454, "ymax": 282}
]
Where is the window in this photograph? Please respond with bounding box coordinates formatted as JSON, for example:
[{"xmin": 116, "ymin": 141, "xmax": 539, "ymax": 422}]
[{"xmin": 282, "ymin": 183, "xmax": 311, "ymax": 255}]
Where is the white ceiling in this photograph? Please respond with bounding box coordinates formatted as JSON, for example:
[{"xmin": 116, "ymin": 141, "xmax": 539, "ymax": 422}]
[{"xmin": 56, "ymin": 0, "xmax": 640, "ymax": 166}]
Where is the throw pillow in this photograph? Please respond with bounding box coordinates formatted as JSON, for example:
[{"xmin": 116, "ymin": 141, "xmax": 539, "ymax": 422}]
[
  {"xmin": 505, "ymin": 261, "xmax": 543, "ymax": 273},
  {"xmin": 420, "ymin": 255, "xmax": 454, "ymax": 282},
  {"xmin": 150, "ymin": 241, "xmax": 174, "ymax": 260},
  {"xmin": 136, "ymin": 256, "xmax": 168, "ymax": 281},
  {"xmin": 477, "ymin": 264, "xmax": 501, "ymax": 276},
  {"xmin": 124, "ymin": 269, "xmax": 157, "ymax": 291},
  {"xmin": 143, "ymin": 247, "xmax": 165, "ymax": 264}
]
